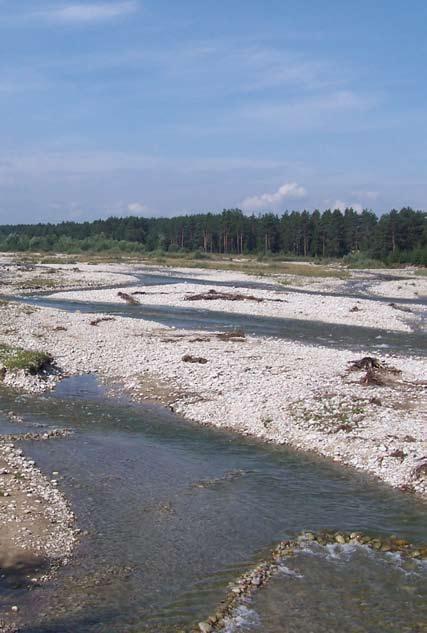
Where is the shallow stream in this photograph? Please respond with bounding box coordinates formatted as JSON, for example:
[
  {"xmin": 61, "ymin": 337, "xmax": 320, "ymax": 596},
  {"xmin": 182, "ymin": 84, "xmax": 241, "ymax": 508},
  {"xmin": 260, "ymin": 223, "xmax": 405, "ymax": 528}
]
[{"xmin": 0, "ymin": 375, "xmax": 426, "ymax": 632}]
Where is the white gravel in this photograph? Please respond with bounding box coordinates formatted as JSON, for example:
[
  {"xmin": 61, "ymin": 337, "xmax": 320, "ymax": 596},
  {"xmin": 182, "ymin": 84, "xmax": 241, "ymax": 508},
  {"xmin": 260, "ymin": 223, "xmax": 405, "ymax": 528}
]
[
  {"xmin": 370, "ymin": 277, "xmax": 427, "ymax": 300},
  {"xmin": 0, "ymin": 440, "xmax": 76, "ymax": 561},
  {"xmin": 0, "ymin": 261, "xmax": 138, "ymax": 296}
]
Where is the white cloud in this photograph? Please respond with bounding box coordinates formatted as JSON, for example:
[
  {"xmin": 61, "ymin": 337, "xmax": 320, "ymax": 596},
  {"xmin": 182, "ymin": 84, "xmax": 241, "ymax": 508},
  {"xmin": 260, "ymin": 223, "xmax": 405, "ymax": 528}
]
[
  {"xmin": 351, "ymin": 190, "xmax": 379, "ymax": 200},
  {"xmin": 0, "ymin": 150, "xmax": 290, "ymax": 175},
  {"xmin": 239, "ymin": 91, "xmax": 375, "ymax": 133},
  {"xmin": 333, "ymin": 200, "xmax": 364, "ymax": 214},
  {"xmin": 38, "ymin": 2, "xmax": 139, "ymax": 23},
  {"xmin": 241, "ymin": 182, "xmax": 307, "ymax": 211},
  {"xmin": 127, "ymin": 201, "xmax": 147, "ymax": 214}
]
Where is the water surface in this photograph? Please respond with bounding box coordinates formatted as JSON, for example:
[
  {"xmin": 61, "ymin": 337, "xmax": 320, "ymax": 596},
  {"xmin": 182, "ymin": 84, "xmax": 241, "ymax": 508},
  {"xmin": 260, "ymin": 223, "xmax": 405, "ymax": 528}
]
[{"xmin": 0, "ymin": 375, "xmax": 426, "ymax": 632}]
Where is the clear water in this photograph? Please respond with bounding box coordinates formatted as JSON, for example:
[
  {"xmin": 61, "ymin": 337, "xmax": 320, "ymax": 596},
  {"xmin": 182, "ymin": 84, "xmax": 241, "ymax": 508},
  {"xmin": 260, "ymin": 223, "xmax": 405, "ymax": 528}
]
[
  {"xmin": 21, "ymin": 295, "xmax": 426, "ymax": 357},
  {"xmin": 0, "ymin": 375, "xmax": 426, "ymax": 632},
  {"xmin": 235, "ymin": 544, "xmax": 427, "ymax": 633}
]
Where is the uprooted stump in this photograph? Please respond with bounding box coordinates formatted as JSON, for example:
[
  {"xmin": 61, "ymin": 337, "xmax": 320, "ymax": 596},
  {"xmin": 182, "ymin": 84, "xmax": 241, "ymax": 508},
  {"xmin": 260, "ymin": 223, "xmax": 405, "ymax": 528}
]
[
  {"xmin": 184, "ymin": 289, "xmax": 263, "ymax": 303},
  {"xmin": 349, "ymin": 357, "xmax": 402, "ymax": 384},
  {"xmin": 182, "ymin": 354, "xmax": 208, "ymax": 364},
  {"xmin": 117, "ymin": 292, "xmax": 139, "ymax": 305},
  {"xmin": 349, "ymin": 357, "xmax": 383, "ymax": 371}
]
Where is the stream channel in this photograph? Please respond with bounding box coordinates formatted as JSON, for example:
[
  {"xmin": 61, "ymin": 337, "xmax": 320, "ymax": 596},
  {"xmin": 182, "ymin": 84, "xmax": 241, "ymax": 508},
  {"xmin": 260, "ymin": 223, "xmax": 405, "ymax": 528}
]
[
  {"xmin": 0, "ymin": 376, "xmax": 426, "ymax": 632},
  {"xmin": 1, "ymin": 271, "xmax": 426, "ymax": 631},
  {"xmin": 20, "ymin": 268, "xmax": 427, "ymax": 357}
]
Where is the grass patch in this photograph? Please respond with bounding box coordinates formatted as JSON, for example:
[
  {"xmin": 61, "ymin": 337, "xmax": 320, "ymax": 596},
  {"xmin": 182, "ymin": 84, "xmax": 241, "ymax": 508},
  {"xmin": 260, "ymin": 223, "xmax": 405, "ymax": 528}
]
[
  {"xmin": 141, "ymin": 254, "xmax": 349, "ymax": 279},
  {"xmin": 9, "ymin": 250, "xmax": 352, "ymax": 278},
  {"xmin": 0, "ymin": 344, "xmax": 52, "ymax": 374},
  {"xmin": 18, "ymin": 277, "xmax": 60, "ymax": 290}
]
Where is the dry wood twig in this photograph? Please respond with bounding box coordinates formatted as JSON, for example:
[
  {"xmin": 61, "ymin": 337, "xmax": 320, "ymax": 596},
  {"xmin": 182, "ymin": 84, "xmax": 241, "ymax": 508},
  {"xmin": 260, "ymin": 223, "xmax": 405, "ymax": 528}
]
[{"xmin": 117, "ymin": 292, "xmax": 139, "ymax": 305}]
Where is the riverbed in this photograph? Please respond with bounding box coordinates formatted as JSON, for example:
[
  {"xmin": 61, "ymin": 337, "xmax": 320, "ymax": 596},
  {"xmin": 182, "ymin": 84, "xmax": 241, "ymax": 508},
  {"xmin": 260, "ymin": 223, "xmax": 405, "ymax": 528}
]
[
  {"xmin": 0, "ymin": 375, "xmax": 426, "ymax": 632},
  {"xmin": 0, "ymin": 260, "xmax": 426, "ymax": 632}
]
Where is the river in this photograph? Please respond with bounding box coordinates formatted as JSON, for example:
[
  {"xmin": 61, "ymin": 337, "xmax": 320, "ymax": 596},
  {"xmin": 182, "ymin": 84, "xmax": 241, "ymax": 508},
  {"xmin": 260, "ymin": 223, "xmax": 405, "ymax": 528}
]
[
  {"xmin": 0, "ymin": 375, "xmax": 426, "ymax": 632},
  {"xmin": 19, "ymin": 267, "xmax": 427, "ymax": 357},
  {"xmin": 1, "ymin": 270, "xmax": 426, "ymax": 631}
]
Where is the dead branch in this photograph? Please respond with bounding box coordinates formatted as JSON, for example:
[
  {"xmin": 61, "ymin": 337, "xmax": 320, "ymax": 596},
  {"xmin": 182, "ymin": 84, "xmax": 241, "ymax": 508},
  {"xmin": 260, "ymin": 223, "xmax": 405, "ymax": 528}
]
[
  {"xmin": 390, "ymin": 449, "xmax": 407, "ymax": 461},
  {"xmin": 182, "ymin": 354, "xmax": 208, "ymax": 364},
  {"xmin": 388, "ymin": 302, "xmax": 413, "ymax": 313},
  {"xmin": 117, "ymin": 291, "xmax": 139, "ymax": 305},
  {"xmin": 216, "ymin": 330, "xmax": 246, "ymax": 341},
  {"xmin": 90, "ymin": 317, "xmax": 116, "ymax": 326},
  {"xmin": 349, "ymin": 357, "xmax": 382, "ymax": 371},
  {"xmin": 360, "ymin": 369, "xmax": 387, "ymax": 386},
  {"xmin": 184, "ymin": 289, "xmax": 263, "ymax": 303}
]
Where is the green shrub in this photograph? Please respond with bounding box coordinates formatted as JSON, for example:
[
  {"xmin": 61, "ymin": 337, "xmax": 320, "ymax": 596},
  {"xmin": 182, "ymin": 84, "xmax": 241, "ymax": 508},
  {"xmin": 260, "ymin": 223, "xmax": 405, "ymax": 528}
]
[
  {"xmin": 191, "ymin": 250, "xmax": 209, "ymax": 260},
  {"xmin": 0, "ymin": 344, "xmax": 52, "ymax": 374}
]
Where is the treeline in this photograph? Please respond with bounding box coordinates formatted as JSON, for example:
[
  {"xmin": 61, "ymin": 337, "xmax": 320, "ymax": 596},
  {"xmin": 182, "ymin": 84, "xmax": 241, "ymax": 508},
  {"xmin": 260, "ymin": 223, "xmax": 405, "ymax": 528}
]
[{"xmin": 0, "ymin": 207, "xmax": 425, "ymax": 264}]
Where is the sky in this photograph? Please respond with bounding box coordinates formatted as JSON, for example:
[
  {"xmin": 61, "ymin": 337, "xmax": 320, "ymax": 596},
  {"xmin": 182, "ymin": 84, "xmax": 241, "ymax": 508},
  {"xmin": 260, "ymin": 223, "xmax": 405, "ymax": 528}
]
[{"xmin": 0, "ymin": 0, "xmax": 426, "ymax": 223}]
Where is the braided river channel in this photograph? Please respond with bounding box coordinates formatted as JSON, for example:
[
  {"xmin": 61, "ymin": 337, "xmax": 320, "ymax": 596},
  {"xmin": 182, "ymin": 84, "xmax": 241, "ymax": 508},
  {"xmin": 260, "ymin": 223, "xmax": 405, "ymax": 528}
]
[{"xmin": 1, "ymin": 270, "xmax": 426, "ymax": 632}]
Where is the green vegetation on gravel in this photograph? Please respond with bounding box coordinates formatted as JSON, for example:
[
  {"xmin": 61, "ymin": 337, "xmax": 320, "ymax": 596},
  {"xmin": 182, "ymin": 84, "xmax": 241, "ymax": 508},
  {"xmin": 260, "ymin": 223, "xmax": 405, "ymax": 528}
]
[{"xmin": 0, "ymin": 344, "xmax": 52, "ymax": 374}]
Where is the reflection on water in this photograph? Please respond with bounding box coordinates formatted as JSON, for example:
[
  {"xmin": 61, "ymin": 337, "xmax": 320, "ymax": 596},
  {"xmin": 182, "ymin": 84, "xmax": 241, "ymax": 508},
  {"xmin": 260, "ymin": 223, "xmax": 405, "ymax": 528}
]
[{"xmin": 0, "ymin": 375, "xmax": 425, "ymax": 632}]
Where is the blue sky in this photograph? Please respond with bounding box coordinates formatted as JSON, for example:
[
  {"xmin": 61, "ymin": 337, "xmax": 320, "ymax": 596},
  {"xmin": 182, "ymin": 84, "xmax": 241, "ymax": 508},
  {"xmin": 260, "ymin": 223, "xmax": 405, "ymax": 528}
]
[{"xmin": 1, "ymin": 1, "xmax": 426, "ymax": 222}]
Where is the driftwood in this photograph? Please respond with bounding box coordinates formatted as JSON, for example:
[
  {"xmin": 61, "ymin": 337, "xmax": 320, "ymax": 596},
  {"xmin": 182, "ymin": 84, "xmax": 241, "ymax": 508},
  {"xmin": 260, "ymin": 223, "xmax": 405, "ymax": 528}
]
[
  {"xmin": 350, "ymin": 355, "xmax": 403, "ymax": 387},
  {"xmin": 182, "ymin": 354, "xmax": 208, "ymax": 364},
  {"xmin": 90, "ymin": 317, "xmax": 116, "ymax": 326},
  {"xmin": 184, "ymin": 289, "xmax": 263, "ymax": 303},
  {"xmin": 390, "ymin": 449, "xmax": 407, "ymax": 461},
  {"xmin": 388, "ymin": 302, "xmax": 413, "ymax": 313},
  {"xmin": 402, "ymin": 435, "xmax": 416, "ymax": 443},
  {"xmin": 349, "ymin": 356, "xmax": 382, "ymax": 371},
  {"xmin": 117, "ymin": 291, "xmax": 139, "ymax": 305},
  {"xmin": 216, "ymin": 330, "xmax": 246, "ymax": 341},
  {"xmin": 411, "ymin": 458, "xmax": 427, "ymax": 480},
  {"xmin": 131, "ymin": 291, "xmax": 170, "ymax": 296},
  {"xmin": 360, "ymin": 369, "xmax": 387, "ymax": 386}
]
